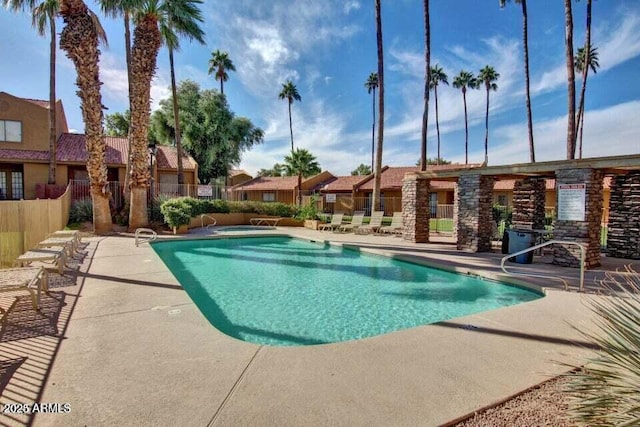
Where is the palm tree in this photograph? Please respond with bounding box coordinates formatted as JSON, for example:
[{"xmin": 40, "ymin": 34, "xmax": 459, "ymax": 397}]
[
  {"xmin": 429, "ymin": 64, "xmax": 448, "ymax": 166},
  {"xmin": 371, "ymin": 0, "xmax": 384, "ymax": 212},
  {"xmin": 127, "ymin": 1, "xmax": 163, "ymax": 230},
  {"xmin": 575, "ymin": 44, "xmax": 599, "ymax": 159},
  {"xmin": 478, "ymin": 65, "xmax": 499, "ymax": 165},
  {"xmin": 575, "ymin": 0, "xmax": 594, "ymax": 159},
  {"xmin": 161, "ymin": 0, "xmax": 205, "ymax": 188},
  {"xmin": 364, "ymin": 72, "xmax": 378, "ymax": 172},
  {"xmin": 420, "ymin": 0, "xmax": 431, "ymax": 172},
  {"xmin": 564, "ymin": 0, "xmax": 577, "ymax": 159},
  {"xmin": 278, "ymin": 80, "xmax": 301, "ymax": 152},
  {"xmin": 452, "ymin": 70, "xmax": 477, "ymax": 165},
  {"xmin": 3, "ymin": 0, "xmax": 59, "ymax": 185},
  {"xmin": 58, "ymin": 0, "xmax": 112, "ymax": 234},
  {"xmin": 283, "ymin": 148, "xmax": 321, "ymax": 178},
  {"xmin": 100, "ymin": 0, "xmax": 136, "ymax": 201},
  {"xmin": 208, "ymin": 50, "xmax": 235, "ymax": 95},
  {"xmin": 500, "ymin": 0, "xmax": 535, "ymax": 163}
]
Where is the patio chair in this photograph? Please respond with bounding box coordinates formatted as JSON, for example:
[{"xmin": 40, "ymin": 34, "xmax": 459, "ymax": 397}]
[
  {"xmin": 379, "ymin": 212, "xmax": 403, "ymax": 235},
  {"xmin": 14, "ymin": 247, "xmax": 67, "ymax": 276},
  {"xmin": 0, "ymin": 267, "xmax": 48, "ymax": 319},
  {"xmin": 338, "ymin": 211, "xmax": 365, "ymax": 233},
  {"xmin": 354, "ymin": 211, "xmax": 385, "ymax": 234},
  {"xmin": 319, "ymin": 213, "xmax": 344, "ymax": 231},
  {"xmin": 48, "ymin": 230, "xmax": 82, "ymax": 251},
  {"xmin": 38, "ymin": 236, "xmax": 77, "ymax": 257}
]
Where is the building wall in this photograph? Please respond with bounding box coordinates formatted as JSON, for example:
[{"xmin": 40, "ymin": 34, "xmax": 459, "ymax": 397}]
[
  {"xmin": 0, "ymin": 93, "xmax": 49, "ymax": 152},
  {"xmin": 229, "ymin": 174, "xmax": 252, "ymax": 187},
  {"xmin": 240, "ymin": 190, "xmax": 294, "ymax": 204},
  {"xmin": 23, "ymin": 163, "xmax": 49, "ymax": 199}
]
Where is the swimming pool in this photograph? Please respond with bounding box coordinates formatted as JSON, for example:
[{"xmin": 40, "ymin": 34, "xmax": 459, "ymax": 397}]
[{"xmin": 152, "ymin": 237, "xmax": 542, "ymax": 346}]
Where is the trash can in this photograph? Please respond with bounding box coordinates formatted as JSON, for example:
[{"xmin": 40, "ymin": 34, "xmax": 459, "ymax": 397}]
[{"xmin": 507, "ymin": 229, "xmax": 536, "ymax": 264}]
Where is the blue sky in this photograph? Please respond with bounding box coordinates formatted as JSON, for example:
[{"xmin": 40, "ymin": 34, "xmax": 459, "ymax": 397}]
[{"xmin": 1, "ymin": 0, "xmax": 639, "ymax": 176}]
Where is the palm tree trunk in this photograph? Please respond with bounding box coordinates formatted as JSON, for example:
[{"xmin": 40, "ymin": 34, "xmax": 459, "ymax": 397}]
[
  {"xmin": 484, "ymin": 86, "xmax": 490, "ymax": 165},
  {"xmin": 372, "ymin": 0, "xmax": 384, "ymax": 211},
  {"xmin": 434, "ymin": 85, "xmax": 440, "ymax": 165},
  {"xmin": 59, "ymin": 0, "xmax": 112, "ymax": 234},
  {"xmin": 169, "ymin": 47, "xmax": 185, "ymax": 189},
  {"xmin": 48, "ymin": 15, "xmax": 57, "ymax": 185},
  {"xmin": 371, "ymin": 87, "xmax": 375, "ymax": 172},
  {"xmin": 297, "ymin": 173, "xmax": 302, "ymax": 206},
  {"xmin": 128, "ymin": 15, "xmax": 162, "ymax": 230},
  {"xmin": 522, "ymin": 0, "xmax": 535, "ymax": 163},
  {"xmin": 123, "ymin": 12, "xmax": 133, "ymax": 203},
  {"xmin": 564, "ymin": 0, "xmax": 577, "ymax": 159},
  {"xmin": 220, "ymin": 76, "xmax": 224, "ymax": 95},
  {"xmin": 576, "ymin": 0, "xmax": 592, "ymax": 160},
  {"xmin": 463, "ymin": 88, "xmax": 468, "ymax": 165},
  {"xmin": 420, "ymin": 0, "xmax": 430, "ymax": 172},
  {"xmin": 288, "ymin": 101, "xmax": 294, "ymax": 152}
]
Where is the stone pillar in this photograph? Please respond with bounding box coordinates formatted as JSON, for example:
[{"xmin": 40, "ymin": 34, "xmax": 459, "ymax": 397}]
[
  {"xmin": 512, "ymin": 177, "xmax": 546, "ymax": 230},
  {"xmin": 456, "ymin": 174, "xmax": 495, "ymax": 252},
  {"xmin": 402, "ymin": 175, "xmax": 430, "ymax": 243},
  {"xmin": 452, "ymin": 183, "xmax": 459, "ymax": 240},
  {"xmin": 553, "ymin": 168, "xmax": 603, "ymax": 268},
  {"xmin": 607, "ymin": 171, "xmax": 640, "ymax": 259}
]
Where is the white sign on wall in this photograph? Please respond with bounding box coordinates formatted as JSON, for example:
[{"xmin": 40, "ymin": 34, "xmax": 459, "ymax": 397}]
[
  {"xmin": 557, "ymin": 183, "xmax": 586, "ymax": 221},
  {"xmin": 325, "ymin": 193, "xmax": 337, "ymax": 203},
  {"xmin": 197, "ymin": 185, "xmax": 213, "ymax": 197}
]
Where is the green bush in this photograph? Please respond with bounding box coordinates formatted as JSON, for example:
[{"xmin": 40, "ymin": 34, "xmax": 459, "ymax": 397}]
[
  {"xmin": 69, "ymin": 199, "xmax": 93, "ymax": 223},
  {"xmin": 149, "ymin": 194, "xmax": 171, "ymax": 223},
  {"xmin": 295, "ymin": 196, "xmax": 319, "ymax": 221},
  {"xmin": 227, "ymin": 200, "xmax": 298, "ymax": 217},
  {"xmin": 160, "ymin": 198, "xmax": 192, "ymax": 228}
]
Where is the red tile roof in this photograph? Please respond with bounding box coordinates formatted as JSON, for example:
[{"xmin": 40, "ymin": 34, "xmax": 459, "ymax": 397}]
[
  {"xmin": 318, "ymin": 175, "xmax": 369, "ymax": 192},
  {"xmin": 229, "ymin": 169, "xmax": 251, "ymax": 177},
  {"xmin": 55, "ymin": 133, "xmax": 196, "ymax": 170},
  {"xmin": 0, "ymin": 148, "xmax": 49, "ymax": 161},
  {"xmin": 233, "ymin": 176, "xmax": 298, "ymax": 191},
  {"xmin": 359, "ymin": 164, "xmax": 481, "ymax": 191}
]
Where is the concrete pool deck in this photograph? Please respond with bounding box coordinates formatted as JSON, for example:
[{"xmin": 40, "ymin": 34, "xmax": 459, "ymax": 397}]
[{"xmin": 1, "ymin": 227, "xmax": 638, "ymax": 426}]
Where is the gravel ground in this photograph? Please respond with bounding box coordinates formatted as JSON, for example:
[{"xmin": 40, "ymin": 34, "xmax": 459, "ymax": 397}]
[{"xmin": 454, "ymin": 376, "xmax": 576, "ymax": 427}]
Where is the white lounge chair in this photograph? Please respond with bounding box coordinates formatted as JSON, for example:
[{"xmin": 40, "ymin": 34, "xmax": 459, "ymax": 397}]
[
  {"xmin": 0, "ymin": 267, "xmax": 48, "ymax": 318},
  {"xmin": 379, "ymin": 212, "xmax": 403, "ymax": 235},
  {"xmin": 338, "ymin": 211, "xmax": 365, "ymax": 233},
  {"xmin": 319, "ymin": 213, "xmax": 344, "ymax": 231},
  {"xmin": 355, "ymin": 211, "xmax": 385, "ymax": 234},
  {"xmin": 14, "ymin": 247, "xmax": 67, "ymax": 275}
]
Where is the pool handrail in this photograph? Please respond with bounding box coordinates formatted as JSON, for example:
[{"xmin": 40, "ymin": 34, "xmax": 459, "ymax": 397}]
[
  {"xmin": 135, "ymin": 228, "xmax": 157, "ymax": 247},
  {"xmin": 200, "ymin": 214, "xmax": 217, "ymax": 229},
  {"xmin": 500, "ymin": 240, "xmax": 585, "ymax": 292}
]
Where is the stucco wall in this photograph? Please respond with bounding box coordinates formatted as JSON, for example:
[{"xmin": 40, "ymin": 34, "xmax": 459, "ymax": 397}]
[
  {"xmin": 23, "ymin": 163, "xmax": 49, "ymax": 199},
  {"xmin": 0, "ymin": 93, "xmax": 49, "ymax": 151}
]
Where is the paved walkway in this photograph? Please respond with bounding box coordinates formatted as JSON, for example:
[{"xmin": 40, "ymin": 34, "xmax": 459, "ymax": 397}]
[{"xmin": 1, "ymin": 227, "xmax": 637, "ymax": 426}]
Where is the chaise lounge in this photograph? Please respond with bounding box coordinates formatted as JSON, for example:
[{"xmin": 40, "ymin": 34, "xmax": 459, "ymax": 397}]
[{"xmin": 0, "ymin": 266, "xmax": 48, "ymax": 320}]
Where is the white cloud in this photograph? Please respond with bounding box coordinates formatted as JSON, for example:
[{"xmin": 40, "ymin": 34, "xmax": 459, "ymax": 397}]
[{"xmin": 344, "ymin": 1, "xmax": 361, "ymax": 15}]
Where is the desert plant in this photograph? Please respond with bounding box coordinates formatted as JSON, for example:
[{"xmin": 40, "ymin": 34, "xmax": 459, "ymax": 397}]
[
  {"xmin": 69, "ymin": 199, "xmax": 93, "ymax": 224},
  {"xmin": 564, "ymin": 268, "xmax": 640, "ymax": 425},
  {"xmin": 295, "ymin": 196, "xmax": 320, "ymax": 221}
]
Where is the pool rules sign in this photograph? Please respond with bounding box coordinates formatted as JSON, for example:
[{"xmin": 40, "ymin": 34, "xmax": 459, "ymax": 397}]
[{"xmin": 557, "ymin": 183, "xmax": 586, "ymax": 221}]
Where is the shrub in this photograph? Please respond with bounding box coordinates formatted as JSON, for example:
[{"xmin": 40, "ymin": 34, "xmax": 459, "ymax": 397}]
[
  {"xmin": 564, "ymin": 268, "xmax": 640, "ymax": 425},
  {"xmin": 160, "ymin": 198, "xmax": 192, "ymax": 228},
  {"xmin": 69, "ymin": 199, "xmax": 93, "ymax": 223},
  {"xmin": 295, "ymin": 196, "xmax": 319, "ymax": 221},
  {"xmin": 149, "ymin": 194, "xmax": 171, "ymax": 224}
]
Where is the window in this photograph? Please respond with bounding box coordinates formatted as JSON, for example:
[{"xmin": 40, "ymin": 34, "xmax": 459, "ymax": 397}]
[
  {"xmin": 497, "ymin": 194, "xmax": 508, "ymax": 207},
  {"xmin": 0, "ymin": 165, "xmax": 24, "ymax": 199},
  {"xmin": 429, "ymin": 193, "xmax": 438, "ymax": 217},
  {"xmin": 262, "ymin": 192, "xmax": 275, "ymax": 202},
  {"xmin": 0, "ymin": 120, "xmax": 22, "ymax": 142}
]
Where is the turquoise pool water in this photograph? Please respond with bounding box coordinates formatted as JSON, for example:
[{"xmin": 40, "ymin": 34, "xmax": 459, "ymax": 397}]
[{"xmin": 152, "ymin": 237, "xmax": 542, "ymax": 346}]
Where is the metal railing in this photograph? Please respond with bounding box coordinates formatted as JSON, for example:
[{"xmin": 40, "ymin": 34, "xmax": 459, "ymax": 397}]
[
  {"xmin": 134, "ymin": 228, "xmax": 157, "ymax": 247},
  {"xmin": 500, "ymin": 240, "xmax": 586, "ymax": 292}
]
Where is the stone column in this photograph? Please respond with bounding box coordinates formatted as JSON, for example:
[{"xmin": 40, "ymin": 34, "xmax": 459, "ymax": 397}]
[
  {"xmin": 607, "ymin": 171, "xmax": 640, "ymax": 259},
  {"xmin": 553, "ymin": 168, "xmax": 603, "ymax": 268},
  {"xmin": 452, "ymin": 182, "xmax": 459, "ymax": 240},
  {"xmin": 456, "ymin": 174, "xmax": 495, "ymax": 252},
  {"xmin": 402, "ymin": 174, "xmax": 430, "ymax": 243},
  {"xmin": 512, "ymin": 177, "xmax": 546, "ymax": 230}
]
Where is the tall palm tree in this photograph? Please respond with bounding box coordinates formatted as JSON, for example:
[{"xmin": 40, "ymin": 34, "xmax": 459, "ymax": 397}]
[
  {"xmin": 499, "ymin": 0, "xmax": 535, "ymax": 163},
  {"xmin": 575, "ymin": 0, "xmax": 594, "ymax": 159},
  {"xmin": 278, "ymin": 80, "xmax": 302, "ymax": 203},
  {"xmin": 478, "ymin": 65, "xmax": 499, "ymax": 165},
  {"xmin": 420, "ymin": 0, "xmax": 431, "ymax": 172},
  {"xmin": 429, "ymin": 64, "xmax": 448, "ymax": 166},
  {"xmin": 161, "ymin": 0, "xmax": 205, "ymax": 188},
  {"xmin": 575, "ymin": 44, "xmax": 599, "ymax": 159},
  {"xmin": 564, "ymin": 0, "xmax": 577, "ymax": 159},
  {"xmin": 283, "ymin": 148, "xmax": 321, "ymax": 178},
  {"xmin": 364, "ymin": 72, "xmax": 378, "ymax": 171},
  {"xmin": 3, "ymin": 0, "xmax": 59, "ymax": 185},
  {"xmin": 208, "ymin": 50, "xmax": 235, "ymax": 95},
  {"xmin": 278, "ymin": 80, "xmax": 301, "ymax": 152},
  {"xmin": 371, "ymin": 0, "xmax": 384, "ymax": 212},
  {"xmin": 100, "ymin": 0, "xmax": 136, "ymax": 201},
  {"xmin": 452, "ymin": 70, "xmax": 477, "ymax": 165},
  {"xmin": 128, "ymin": 0, "xmax": 163, "ymax": 230},
  {"xmin": 58, "ymin": 0, "xmax": 112, "ymax": 234}
]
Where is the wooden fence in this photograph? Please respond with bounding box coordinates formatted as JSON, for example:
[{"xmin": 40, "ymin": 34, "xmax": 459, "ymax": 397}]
[{"xmin": 0, "ymin": 186, "xmax": 71, "ymax": 268}]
